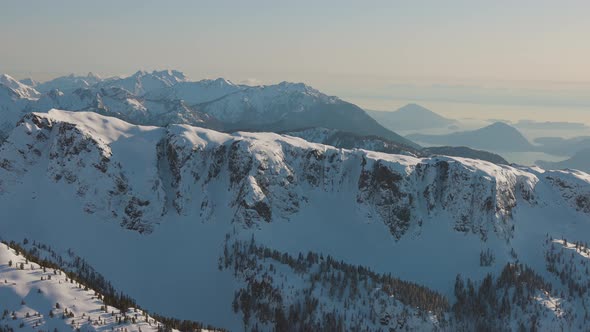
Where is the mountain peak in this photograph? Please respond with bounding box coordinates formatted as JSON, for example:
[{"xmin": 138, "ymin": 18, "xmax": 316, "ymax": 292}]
[
  {"xmin": 87, "ymin": 72, "xmax": 101, "ymax": 80},
  {"xmin": 213, "ymin": 77, "xmax": 233, "ymax": 85},
  {"xmin": 397, "ymin": 103, "xmax": 432, "ymax": 113},
  {"xmin": 480, "ymin": 121, "xmax": 520, "ymax": 135},
  {"xmin": 368, "ymin": 103, "xmax": 455, "ymax": 131},
  {"xmin": 486, "ymin": 121, "xmax": 513, "ymax": 129},
  {"xmin": 275, "ymin": 81, "xmax": 319, "ymax": 94},
  {"xmin": 0, "ymin": 73, "xmax": 40, "ymax": 99},
  {"xmin": 151, "ymin": 69, "xmax": 188, "ymax": 82},
  {"xmin": 132, "ymin": 70, "xmax": 148, "ymax": 77},
  {"xmin": 198, "ymin": 77, "xmax": 235, "ymax": 87},
  {"xmin": 19, "ymin": 77, "xmax": 39, "ymax": 87},
  {"xmin": 0, "ymin": 73, "xmax": 18, "ymax": 86}
]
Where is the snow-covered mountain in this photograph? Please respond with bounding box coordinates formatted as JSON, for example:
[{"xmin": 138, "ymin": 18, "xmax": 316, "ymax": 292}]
[
  {"xmin": 0, "ymin": 81, "xmax": 38, "ymax": 140},
  {"xmin": 34, "ymin": 73, "xmax": 102, "ymax": 93},
  {"xmin": 194, "ymin": 82, "xmax": 417, "ymax": 148},
  {"xmin": 0, "ymin": 74, "xmax": 40, "ymax": 100},
  {"xmin": 1, "ymin": 110, "xmax": 590, "ymax": 330},
  {"xmin": 146, "ymin": 78, "xmax": 241, "ymax": 105},
  {"xmin": 97, "ymin": 70, "xmax": 188, "ymax": 96},
  {"xmin": 1, "ymin": 110, "xmax": 556, "ymax": 236},
  {"xmin": 31, "ymin": 86, "xmax": 221, "ymax": 130},
  {"xmin": 0, "ymin": 70, "xmax": 417, "ymax": 150}
]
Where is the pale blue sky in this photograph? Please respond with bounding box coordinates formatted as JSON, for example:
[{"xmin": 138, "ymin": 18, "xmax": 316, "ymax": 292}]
[{"xmin": 1, "ymin": 1, "xmax": 590, "ymax": 119}]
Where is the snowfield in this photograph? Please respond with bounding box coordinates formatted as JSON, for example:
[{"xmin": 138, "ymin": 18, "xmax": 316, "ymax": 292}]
[{"xmin": 0, "ymin": 241, "xmax": 217, "ymax": 332}]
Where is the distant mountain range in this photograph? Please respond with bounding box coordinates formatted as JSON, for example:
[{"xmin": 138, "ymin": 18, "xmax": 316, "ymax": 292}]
[
  {"xmin": 0, "ymin": 70, "xmax": 418, "ymax": 149},
  {"xmin": 407, "ymin": 122, "xmax": 534, "ymax": 152},
  {"xmin": 422, "ymin": 146, "xmax": 508, "ymax": 164},
  {"xmin": 537, "ymin": 148, "xmax": 590, "ymax": 173},
  {"xmin": 2, "ymin": 70, "xmax": 585, "ymax": 166},
  {"xmin": 534, "ymin": 136, "xmax": 590, "ymax": 157},
  {"xmin": 287, "ymin": 127, "xmax": 508, "ymax": 164},
  {"xmin": 515, "ymin": 119, "xmax": 589, "ymax": 130},
  {"xmin": 367, "ymin": 103, "xmax": 457, "ymax": 131}
]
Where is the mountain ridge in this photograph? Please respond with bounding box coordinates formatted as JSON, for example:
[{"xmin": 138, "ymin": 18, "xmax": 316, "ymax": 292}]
[
  {"xmin": 407, "ymin": 121, "xmax": 534, "ymax": 152},
  {"xmin": 537, "ymin": 148, "xmax": 590, "ymax": 173}
]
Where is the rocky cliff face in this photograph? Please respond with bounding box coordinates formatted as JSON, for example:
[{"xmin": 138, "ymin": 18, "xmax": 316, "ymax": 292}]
[
  {"xmin": 1, "ymin": 110, "xmax": 587, "ymax": 243},
  {"xmin": 0, "ymin": 112, "xmax": 166, "ymax": 233}
]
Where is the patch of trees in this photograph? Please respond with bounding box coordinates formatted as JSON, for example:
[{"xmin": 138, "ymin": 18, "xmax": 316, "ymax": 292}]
[
  {"xmin": 0, "ymin": 325, "xmax": 15, "ymax": 332},
  {"xmin": 545, "ymin": 236, "xmax": 590, "ymax": 299},
  {"xmin": 453, "ymin": 263, "xmax": 557, "ymax": 331},
  {"xmin": 222, "ymin": 236, "xmax": 450, "ymax": 331}
]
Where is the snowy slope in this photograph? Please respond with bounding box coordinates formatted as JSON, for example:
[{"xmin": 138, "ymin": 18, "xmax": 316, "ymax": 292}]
[
  {"xmin": 1, "ymin": 111, "xmax": 590, "ymax": 330},
  {"xmin": 0, "ymin": 75, "xmax": 40, "ymax": 99},
  {"xmin": 0, "ymin": 74, "xmax": 40, "ymax": 139},
  {"xmin": 0, "ymin": 86, "xmax": 33, "ymax": 140},
  {"xmin": 0, "ymin": 241, "xmax": 218, "ymax": 332}
]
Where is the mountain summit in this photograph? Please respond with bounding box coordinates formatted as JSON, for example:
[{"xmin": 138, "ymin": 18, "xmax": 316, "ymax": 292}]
[{"xmin": 368, "ymin": 103, "xmax": 457, "ymax": 131}]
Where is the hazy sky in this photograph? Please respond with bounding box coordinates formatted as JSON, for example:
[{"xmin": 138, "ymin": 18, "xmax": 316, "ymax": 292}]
[{"xmin": 1, "ymin": 0, "xmax": 590, "ymax": 121}]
